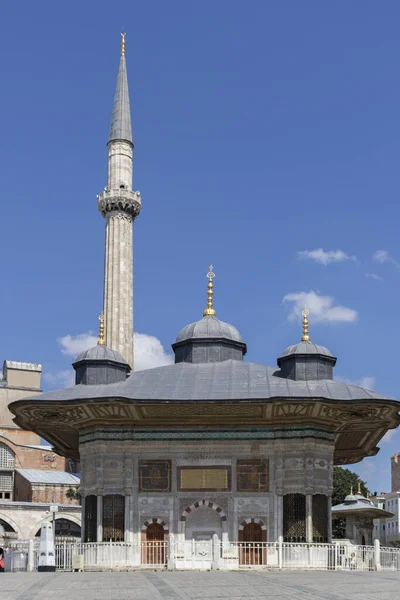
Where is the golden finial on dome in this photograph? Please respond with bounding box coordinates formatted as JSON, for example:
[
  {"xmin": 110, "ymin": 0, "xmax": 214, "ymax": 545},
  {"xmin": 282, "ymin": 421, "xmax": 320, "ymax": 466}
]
[
  {"xmin": 98, "ymin": 313, "xmax": 105, "ymax": 345},
  {"xmin": 203, "ymin": 265, "xmax": 216, "ymax": 316},
  {"xmin": 301, "ymin": 307, "xmax": 310, "ymax": 342},
  {"xmin": 121, "ymin": 31, "xmax": 126, "ymax": 56},
  {"xmin": 350, "ymin": 485, "xmax": 353, "ymax": 496},
  {"xmin": 357, "ymin": 481, "xmax": 362, "ymax": 495}
]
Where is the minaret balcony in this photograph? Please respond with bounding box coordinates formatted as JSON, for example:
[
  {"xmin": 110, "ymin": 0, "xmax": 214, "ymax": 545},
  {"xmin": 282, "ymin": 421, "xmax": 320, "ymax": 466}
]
[{"xmin": 98, "ymin": 188, "xmax": 141, "ymax": 218}]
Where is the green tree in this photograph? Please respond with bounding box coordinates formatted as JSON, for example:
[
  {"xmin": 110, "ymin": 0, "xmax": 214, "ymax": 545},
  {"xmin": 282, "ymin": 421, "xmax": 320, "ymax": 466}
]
[
  {"xmin": 332, "ymin": 467, "xmax": 370, "ymax": 539},
  {"xmin": 66, "ymin": 487, "xmax": 81, "ymax": 502}
]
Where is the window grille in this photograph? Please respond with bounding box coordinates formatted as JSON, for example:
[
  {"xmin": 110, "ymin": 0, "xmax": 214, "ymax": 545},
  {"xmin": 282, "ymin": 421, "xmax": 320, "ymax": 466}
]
[
  {"xmin": 84, "ymin": 495, "xmax": 97, "ymax": 542},
  {"xmin": 0, "ymin": 443, "xmax": 15, "ymax": 469},
  {"xmin": 0, "ymin": 471, "xmax": 13, "ymax": 491},
  {"xmin": 312, "ymin": 494, "xmax": 328, "ymax": 542},
  {"xmin": 102, "ymin": 495, "xmax": 125, "ymax": 542},
  {"xmin": 283, "ymin": 493, "xmax": 306, "ymax": 542}
]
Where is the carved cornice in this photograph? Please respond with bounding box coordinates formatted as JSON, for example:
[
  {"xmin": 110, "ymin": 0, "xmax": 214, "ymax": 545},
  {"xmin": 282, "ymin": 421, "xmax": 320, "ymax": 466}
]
[
  {"xmin": 10, "ymin": 397, "xmax": 400, "ymax": 464},
  {"xmin": 97, "ymin": 189, "xmax": 141, "ymax": 218}
]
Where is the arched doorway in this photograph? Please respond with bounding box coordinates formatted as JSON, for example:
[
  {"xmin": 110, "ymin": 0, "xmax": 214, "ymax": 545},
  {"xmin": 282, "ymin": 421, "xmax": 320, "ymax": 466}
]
[
  {"xmin": 0, "ymin": 519, "xmax": 16, "ymax": 534},
  {"xmin": 238, "ymin": 520, "xmax": 267, "ymax": 566},
  {"xmin": 141, "ymin": 520, "xmax": 168, "ymax": 566},
  {"xmin": 36, "ymin": 518, "xmax": 81, "ymax": 540}
]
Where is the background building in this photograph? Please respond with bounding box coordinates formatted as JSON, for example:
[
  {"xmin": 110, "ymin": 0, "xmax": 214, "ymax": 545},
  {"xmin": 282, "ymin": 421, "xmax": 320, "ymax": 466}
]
[
  {"xmin": 370, "ymin": 453, "xmax": 400, "ymax": 545},
  {"xmin": 14, "ymin": 470, "xmax": 80, "ymax": 505},
  {"xmin": 0, "ymin": 360, "xmax": 81, "ymax": 543}
]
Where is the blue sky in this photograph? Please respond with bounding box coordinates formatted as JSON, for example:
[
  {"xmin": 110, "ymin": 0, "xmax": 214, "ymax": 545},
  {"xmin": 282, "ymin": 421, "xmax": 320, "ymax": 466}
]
[{"xmin": 1, "ymin": 1, "xmax": 399, "ymax": 493}]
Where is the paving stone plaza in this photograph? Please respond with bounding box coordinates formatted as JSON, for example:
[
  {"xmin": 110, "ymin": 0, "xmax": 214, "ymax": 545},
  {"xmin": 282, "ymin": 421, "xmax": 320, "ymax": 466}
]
[{"xmin": 2, "ymin": 571, "xmax": 400, "ymax": 600}]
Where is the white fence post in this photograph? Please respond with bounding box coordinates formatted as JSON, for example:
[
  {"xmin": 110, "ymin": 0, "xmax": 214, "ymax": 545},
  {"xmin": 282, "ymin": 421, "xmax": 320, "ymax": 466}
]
[
  {"xmin": 374, "ymin": 539, "xmax": 381, "ymax": 571},
  {"xmin": 27, "ymin": 539, "xmax": 34, "ymax": 572},
  {"xmin": 168, "ymin": 533, "xmax": 175, "ymax": 570},
  {"xmin": 278, "ymin": 536, "xmax": 283, "ymax": 569},
  {"xmin": 212, "ymin": 534, "xmax": 220, "ymax": 570}
]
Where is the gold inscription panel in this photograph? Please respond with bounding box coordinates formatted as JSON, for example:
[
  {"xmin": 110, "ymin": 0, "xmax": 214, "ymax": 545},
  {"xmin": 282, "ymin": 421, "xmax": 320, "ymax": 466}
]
[{"xmin": 179, "ymin": 467, "xmax": 231, "ymax": 491}]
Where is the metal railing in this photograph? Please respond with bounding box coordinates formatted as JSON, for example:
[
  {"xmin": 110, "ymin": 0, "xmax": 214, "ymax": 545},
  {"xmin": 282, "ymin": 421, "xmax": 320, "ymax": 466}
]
[
  {"xmin": 380, "ymin": 546, "xmax": 400, "ymax": 571},
  {"xmin": 5, "ymin": 539, "xmax": 400, "ymax": 572}
]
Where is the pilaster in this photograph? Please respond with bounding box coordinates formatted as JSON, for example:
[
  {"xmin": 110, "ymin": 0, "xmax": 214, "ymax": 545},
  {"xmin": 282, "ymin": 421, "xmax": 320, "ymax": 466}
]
[
  {"xmin": 97, "ymin": 495, "xmax": 103, "ymax": 542},
  {"xmin": 306, "ymin": 494, "xmax": 313, "ymax": 543}
]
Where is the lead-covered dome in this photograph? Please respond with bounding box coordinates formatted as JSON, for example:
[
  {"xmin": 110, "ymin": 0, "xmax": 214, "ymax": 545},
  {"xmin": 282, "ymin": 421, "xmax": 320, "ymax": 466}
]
[
  {"xmin": 176, "ymin": 315, "xmax": 243, "ymax": 344},
  {"xmin": 173, "ymin": 315, "xmax": 247, "ymax": 364},
  {"xmin": 73, "ymin": 342, "xmax": 131, "ymax": 386},
  {"xmin": 277, "ymin": 310, "xmax": 336, "ymax": 381},
  {"xmin": 173, "ymin": 266, "xmax": 247, "ymax": 364},
  {"xmin": 75, "ymin": 345, "xmax": 128, "ymax": 364},
  {"xmin": 280, "ymin": 341, "xmax": 333, "ymax": 358}
]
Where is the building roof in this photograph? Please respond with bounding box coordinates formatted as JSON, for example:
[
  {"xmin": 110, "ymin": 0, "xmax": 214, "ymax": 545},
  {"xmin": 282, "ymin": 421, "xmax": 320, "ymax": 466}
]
[
  {"xmin": 3, "ymin": 361, "xmax": 42, "ymax": 372},
  {"xmin": 279, "ymin": 341, "xmax": 334, "ymax": 358},
  {"xmin": 75, "ymin": 345, "xmax": 127, "ymax": 365},
  {"xmin": 175, "ymin": 315, "xmax": 243, "ymax": 344},
  {"xmin": 13, "ymin": 359, "xmax": 393, "ymax": 403},
  {"xmin": 332, "ymin": 496, "xmax": 393, "ymax": 518},
  {"xmin": 0, "ymin": 500, "xmax": 81, "ymax": 511},
  {"xmin": 108, "ymin": 53, "xmax": 132, "ymax": 144},
  {"xmin": 16, "ymin": 469, "xmax": 80, "ymax": 485}
]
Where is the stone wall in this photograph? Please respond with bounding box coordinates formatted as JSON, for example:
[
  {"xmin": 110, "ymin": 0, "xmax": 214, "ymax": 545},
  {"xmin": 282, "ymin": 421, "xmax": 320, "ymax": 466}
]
[
  {"xmin": 0, "ymin": 432, "xmax": 66, "ymax": 471},
  {"xmin": 79, "ymin": 433, "xmax": 335, "ymax": 543},
  {"xmin": 0, "ymin": 501, "xmax": 81, "ymax": 541}
]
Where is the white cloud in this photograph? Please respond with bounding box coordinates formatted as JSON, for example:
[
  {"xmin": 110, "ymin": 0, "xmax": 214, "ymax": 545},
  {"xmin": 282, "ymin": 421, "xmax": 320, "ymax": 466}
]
[
  {"xmin": 365, "ymin": 273, "xmax": 383, "ymax": 282},
  {"xmin": 336, "ymin": 375, "xmax": 375, "ymax": 390},
  {"xmin": 57, "ymin": 331, "xmax": 173, "ymax": 371},
  {"xmin": 283, "ymin": 290, "xmax": 358, "ymax": 323},
  {"xmin": 297, "ymin": 248, "xmax": 357, "ymax": 266},
  {"xmin": 373, "ymin": 250, "xmax": 400, "ymax": 268},
  {"xmin": 58, "ymin": 332, "xmax": 97, "ymax": 356},
  {"xmin": 43, "ymin": 369, "xmax": 75, "ymax": 388},
  {"xmin": 133, "ymin": 333, "xmax": 174, "ymax": 371}
]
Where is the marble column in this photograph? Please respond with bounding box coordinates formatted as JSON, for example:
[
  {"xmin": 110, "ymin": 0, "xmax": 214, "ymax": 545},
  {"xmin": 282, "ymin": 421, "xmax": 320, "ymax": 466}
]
[
  {"xmin": 81, "ymin": 496, "xmax": 85, "ymax": 542},
  {"xmin": 97, "ymin": 495, "xmax": 103, "ymax": 542},
  {"xmin": 327, "ymin": 496, "xmax": 332, "ymax": 542},
  {"xmin": 306, "ymin": 495, "xmax": 313, "ymax": 543},
  {"xmin": 275, "ymin": 495, "xmax": 283, "ymax": 541}
]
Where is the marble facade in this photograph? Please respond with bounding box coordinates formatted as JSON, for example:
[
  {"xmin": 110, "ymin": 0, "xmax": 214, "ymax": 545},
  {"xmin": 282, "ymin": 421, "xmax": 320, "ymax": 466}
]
[{"xmin": 79, "ymin": 435, "xmax": 334, "ymax": 544}]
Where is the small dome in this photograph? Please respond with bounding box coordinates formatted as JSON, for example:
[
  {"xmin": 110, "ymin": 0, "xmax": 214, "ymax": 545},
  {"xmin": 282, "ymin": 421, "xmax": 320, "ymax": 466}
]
[
  {"xmin": 344, "ymin": 493, "xmax": 357, "ymax": 502},
  {"xmin": 175, "ymin": 315, "xmax": 243, "ymax": 344},
  {"xmin": 75, "ymin": 344, "xmax": 128, "ymax": 365},
  {"xmin": 280, "ymin": 341, "xmax": 333, "ymax": 358}
]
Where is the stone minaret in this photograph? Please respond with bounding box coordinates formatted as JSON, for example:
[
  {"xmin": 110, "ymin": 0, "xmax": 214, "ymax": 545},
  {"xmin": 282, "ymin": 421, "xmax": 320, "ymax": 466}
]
[{"xmin": 97, "ymin": 33, "xmax": 141, "ymax": 368}]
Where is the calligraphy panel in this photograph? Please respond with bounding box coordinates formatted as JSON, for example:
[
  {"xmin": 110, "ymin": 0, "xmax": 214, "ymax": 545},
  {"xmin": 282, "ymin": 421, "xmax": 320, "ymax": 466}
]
[
  {"xmin": 237, "ymin": 459, "xmax": 269, "ymax": 492},
  {"xmin": 139, "ymin": 460, "xmax": 171, "ymax": 492}
]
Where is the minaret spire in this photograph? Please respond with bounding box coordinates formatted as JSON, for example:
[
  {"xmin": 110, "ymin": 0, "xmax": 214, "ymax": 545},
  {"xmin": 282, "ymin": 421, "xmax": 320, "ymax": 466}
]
[
  {"xmin": 97, "ymin": 33, "xmax": 142, "ymax": 368},
  {"xmin": 108, "ymin": 32, "xmax": 132, "ymax": 145}
]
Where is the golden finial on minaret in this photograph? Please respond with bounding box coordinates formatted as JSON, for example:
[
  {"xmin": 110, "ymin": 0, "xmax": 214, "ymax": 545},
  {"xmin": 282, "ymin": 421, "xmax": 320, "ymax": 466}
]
[
  {"xmin": 121, "ymin": 31, "xmax": 126, "ymax": 56},
  {"xmin": 203, "ymin": 265, "xmax": 216, "ymax": 316},
  {"xmin": 301, "ymin": 307, "xmax": 310, "ymax": 342},
  {"xmin": 98, "ymin": 313, "xmax": 105, "ymax": 345}
]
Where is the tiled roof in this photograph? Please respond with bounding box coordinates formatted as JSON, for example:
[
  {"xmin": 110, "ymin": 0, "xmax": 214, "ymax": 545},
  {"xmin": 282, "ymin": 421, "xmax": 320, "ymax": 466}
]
[
  {"xmin": 16, "ymin": 359, "xmax": 394, "ymax": 403},
  {"xmin": 16, "ymin": 469, "xmax": 80, "ymax": 485}
]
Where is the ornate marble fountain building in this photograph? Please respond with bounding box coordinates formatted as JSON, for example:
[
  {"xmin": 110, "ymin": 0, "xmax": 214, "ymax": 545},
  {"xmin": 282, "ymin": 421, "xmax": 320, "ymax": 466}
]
[
  {"xmin": 8, "ymin": 35, "xmax": 400, "ymax": 559},
  {"xmin": 9, "ymin": 301, "xmax": 400, "ymax": 551}
]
